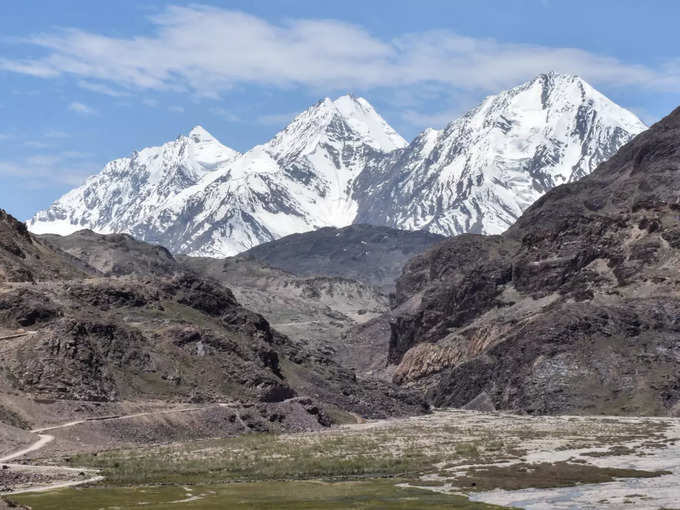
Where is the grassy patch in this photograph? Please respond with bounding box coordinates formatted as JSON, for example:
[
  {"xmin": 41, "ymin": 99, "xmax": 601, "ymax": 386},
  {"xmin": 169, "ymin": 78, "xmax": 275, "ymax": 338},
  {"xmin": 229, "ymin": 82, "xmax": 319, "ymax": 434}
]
[
  {"xmin": 11, "ymin": 480, "xmax": 504, "ymax": 510},
  {"xmin": 69, "ymin": 431, "xmax": 446, "ymax": 485},
  {"xmin": 449, "ymin": 461, "xmax": 669, "ymax": 491}
]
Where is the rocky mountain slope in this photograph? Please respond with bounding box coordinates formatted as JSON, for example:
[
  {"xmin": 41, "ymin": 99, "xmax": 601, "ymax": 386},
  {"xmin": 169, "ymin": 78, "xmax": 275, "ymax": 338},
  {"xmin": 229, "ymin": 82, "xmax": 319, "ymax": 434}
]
[
  {"xmin": 41, "ymin": 229, "xmax": 179, "ymax": 277},
  {"xmin": 29, "ymin": 96, "xmax": 406, "ymax": 256},
  {"xmin": 180, "ymin": 255, "xmax": 389, "ymax": 353},
  {"xmin": 242, "ymin": 224, "xmax": 445, "ymax": 292},
  {"xmin": 37, "ymin": 228, "xmax": 392, "ymax": 354},
  {"xmin": 33, "ymin": 229, "xmax": 395, "ymax": 386},
  {"xmin": 0, "ymin": 210, "xmax": 94, "ymax": 283},
  {"xmin": 28, "ymin": 74, "xmax": 644, "ymax": 258},
  {"xmin": 355, "ymin": 72, "xmax": 647, "ymax": 237},
  {"xmin": 0, "ymin": 212, "xmax": 426, "ymax": 429},
  {"xmin": 385, "ymin": 105, "xmax": 680, "ymax": 416}
]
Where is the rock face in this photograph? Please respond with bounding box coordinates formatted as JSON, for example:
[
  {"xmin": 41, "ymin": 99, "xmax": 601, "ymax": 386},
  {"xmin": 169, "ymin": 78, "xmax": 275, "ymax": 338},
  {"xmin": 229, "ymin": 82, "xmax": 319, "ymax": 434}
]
[
  {"xmin": 29, "ymin": 75, "xmax": 644, "ymax": 258},
  {"xmin": 241, "ymin": 224, "xmax": 445, "ymax": 292},
  {"xmin": 180, "ymin": 255, "xmax": 388, "ymax": 354},
  {"xmin": 0, "ymin": 215, "xmax": 426, "ymax": 421},
  {"xmin": 0, "ymin": 210, "xmax": 94, "ymax": 283},
  {"xmin": 355, "ymin": 72, "xmax": 646, "ymax": 237},
  {"xmin": 41, "ymin": 229, "xmax": 179, "ymax": 277},
  {"xmin": 388, "ymin": 105, "xmax": 680, "ymax": 416}
]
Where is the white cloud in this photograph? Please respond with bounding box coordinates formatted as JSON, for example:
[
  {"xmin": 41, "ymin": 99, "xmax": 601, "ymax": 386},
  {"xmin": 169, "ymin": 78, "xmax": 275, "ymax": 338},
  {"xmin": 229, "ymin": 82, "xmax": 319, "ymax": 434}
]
[
  {"xmin": 24, "ymin": 140, "xmax": 51, "ymax": 149},
  {"xmin": 400, "ymin": 109, "xmax": 462, "ymax": 130},
  {"xmin": 11, "ymin": 89, "xmax": 40, "ymax": 96},
  {"xmin": 59, "ymin": 150, "xmax": 91, "ymax": 159},
  {"xmin": 0, "ymin": 151, "xmax": 97, "ymax": 188},
  {"xmin": 68, "ymin": 101, "xmax": 97, "ymax": 115},
  {"xmin": 212, "ymin": 107, "xmax": 240, "ymax": 122},
  {"xmin": 256, "ymin": 112, "xmax": 297, "ymax": 126},
  {"xmin": 142, "ymin": 98, "xmax": 159, "ymax": 107},
  {"xmin": 43, "ymin": 129, "xmax": 70, "ymax": 139},
  {"xmin": 78, "ymin": 80, "xmax": 129, "ymax": 97},
  {"xmin": 168, "ymin": 105, "xmax": 184, "ymax": 113},
  {"xmin": 0, "ymin": 5, "xmax": 677, "ymax": 99}
]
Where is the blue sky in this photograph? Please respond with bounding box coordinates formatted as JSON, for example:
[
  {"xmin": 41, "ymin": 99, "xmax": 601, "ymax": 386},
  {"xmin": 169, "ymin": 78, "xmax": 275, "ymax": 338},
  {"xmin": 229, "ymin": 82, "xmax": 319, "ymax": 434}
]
[{"xmin": 1, "ymin": 0, "xmax": 679, "ymax": 220}]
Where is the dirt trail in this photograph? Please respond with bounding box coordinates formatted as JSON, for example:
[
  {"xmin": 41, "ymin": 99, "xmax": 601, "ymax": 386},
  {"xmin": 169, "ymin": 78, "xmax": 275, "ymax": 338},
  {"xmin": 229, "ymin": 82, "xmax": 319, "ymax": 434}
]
[
  {"xmin": 0, "ymin": 434, "xmax": 54, "ymax": 463},
  {"xmin": 0, "ymin": 332, "xmax": 34, "ymax": 341},
  {"xmin": 0, "ymin": 403, "xmax": 229, "ymax": 495}
]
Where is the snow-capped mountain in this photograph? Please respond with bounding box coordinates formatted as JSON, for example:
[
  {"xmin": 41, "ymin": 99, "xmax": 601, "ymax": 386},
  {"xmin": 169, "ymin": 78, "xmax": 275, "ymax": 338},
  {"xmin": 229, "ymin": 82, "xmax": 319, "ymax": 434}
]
[
  {"xmin": 28, "ymin": 126, "xmax": 240, "ymax": 236},
  {"xmin": 353, "ymin": 72, "xmax": 647, "ymax": 236},
  {"xmin": 28, "ymin": 74, "xmax": 646, "ymax": 257},
  {"xmin": 29, "ymin": 95, "xmax": 406, "ymax": 256}
]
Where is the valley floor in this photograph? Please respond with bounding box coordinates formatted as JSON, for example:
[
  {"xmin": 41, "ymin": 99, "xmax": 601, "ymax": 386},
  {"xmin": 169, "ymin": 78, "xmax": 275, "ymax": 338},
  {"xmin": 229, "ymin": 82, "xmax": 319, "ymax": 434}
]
[{"xmin": 3, "ymin": 409, "xmax": 680, "ymax": 509}]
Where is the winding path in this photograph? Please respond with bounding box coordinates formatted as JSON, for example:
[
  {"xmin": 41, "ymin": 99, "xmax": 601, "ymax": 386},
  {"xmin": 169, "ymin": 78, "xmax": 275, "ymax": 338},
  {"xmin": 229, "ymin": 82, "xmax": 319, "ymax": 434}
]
[
  {"xmin": 0, "ymin": 434, "xmax": 54, "ymax": 463},
  {"xmin": 0, "ymin": 403, "xmax": 230, "ymax": 495}
]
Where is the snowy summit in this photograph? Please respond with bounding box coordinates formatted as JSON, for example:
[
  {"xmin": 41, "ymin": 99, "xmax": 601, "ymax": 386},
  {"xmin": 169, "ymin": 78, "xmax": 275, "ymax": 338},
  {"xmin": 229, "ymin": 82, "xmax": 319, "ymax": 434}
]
[{"xmin": 29, "ymin": 76, "xmax": 646, "ymax": 256}]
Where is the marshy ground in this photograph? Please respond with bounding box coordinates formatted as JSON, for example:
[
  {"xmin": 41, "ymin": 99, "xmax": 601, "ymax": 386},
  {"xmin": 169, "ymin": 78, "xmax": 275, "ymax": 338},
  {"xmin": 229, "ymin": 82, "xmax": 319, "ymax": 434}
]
[{"xmin": 5, "ymin": 410, "xmax": 680, "ymax": 509}]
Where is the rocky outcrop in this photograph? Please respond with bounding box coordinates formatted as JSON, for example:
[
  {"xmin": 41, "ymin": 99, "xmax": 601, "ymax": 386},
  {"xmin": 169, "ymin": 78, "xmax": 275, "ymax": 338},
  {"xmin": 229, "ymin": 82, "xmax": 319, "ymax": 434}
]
[
  {"xmin": 0, "ymin": 213, "xmax": 427, "ymax": 422},
  {"xmin": 0, "ymin": 498, "xmax": 31, "ymax": 509},
  {"xmin": 41, "ymin": 229, "xmax": 179, "ymax": 277},
  {"xmin": 241, "ymin": 224, "xmax": 445, "ymax": 292},
  {"xmin": 180, "ymin": 255, "xmax": 389, "ymax": 355},
  {"xmin": 0, "ymin": 210, "xmax": 94, "ymax": 283},
  {"xmin": 388, "ymin": 105, "xmax": 680, "ymax": 416}
]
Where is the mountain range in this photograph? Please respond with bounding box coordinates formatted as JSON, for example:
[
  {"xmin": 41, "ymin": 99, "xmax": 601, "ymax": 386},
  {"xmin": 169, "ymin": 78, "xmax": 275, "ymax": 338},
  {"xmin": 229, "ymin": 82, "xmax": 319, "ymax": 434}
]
[
  {"xmin": 28, "ymin": 73, "xmax": 646, "ymax": 257},
  {"xmin": 8, "ymin": 102, "xmax": 680, "ymax": 419}
]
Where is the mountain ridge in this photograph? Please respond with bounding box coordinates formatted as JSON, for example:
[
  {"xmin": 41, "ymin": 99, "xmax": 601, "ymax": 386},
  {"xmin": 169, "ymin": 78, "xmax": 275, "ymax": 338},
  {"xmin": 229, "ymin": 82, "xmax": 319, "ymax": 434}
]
[
  {"xmin": 385, "ymin": 104, "xmax": 680, "ymax": 416},
  {"xmin": 28, "ymin": 74, "xmax": 646, "ymax": 258},
  {"xmin": 354, "ymin": 72, "xmax": 647, "ymax": 236}
]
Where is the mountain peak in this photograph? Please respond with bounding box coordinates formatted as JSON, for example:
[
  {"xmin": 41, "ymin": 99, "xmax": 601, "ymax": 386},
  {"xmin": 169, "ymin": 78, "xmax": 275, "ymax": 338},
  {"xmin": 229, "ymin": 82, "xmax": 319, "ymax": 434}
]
[
  {"xmin": 354, "ymin": 74, "xmax": 647, "ymax": 238},
  {"xmin": 188, "ymin": 125, "xmax": 217, "ymax": 143},
  {"xmin": 265, "ymin": 93, "xmax": 406, "ymax": 162},
  {"xmin": 331, "ymin": 94, "xmax": 407, "ymax": 151},
  {"xmin": 482, "ymin": 72, "xmax": 647, "ymax": 134},
  {"xmin": 28, "ymin": 78, "xmax": 647, "ymax": 260},
  {"xmin": 536, "ymin": 70, "xmax": 578, "ymax": 80}
]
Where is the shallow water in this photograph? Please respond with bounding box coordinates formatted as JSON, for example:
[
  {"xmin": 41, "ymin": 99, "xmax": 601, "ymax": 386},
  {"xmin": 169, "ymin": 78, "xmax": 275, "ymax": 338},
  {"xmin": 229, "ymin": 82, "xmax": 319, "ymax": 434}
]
[{"xmin": 469, "ymin": 419, "xmax": 680, "ymax": 509}]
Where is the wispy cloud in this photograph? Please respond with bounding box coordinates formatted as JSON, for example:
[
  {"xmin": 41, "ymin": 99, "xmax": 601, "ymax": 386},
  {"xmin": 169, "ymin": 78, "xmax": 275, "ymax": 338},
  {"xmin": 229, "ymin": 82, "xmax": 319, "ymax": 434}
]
[
  {"xmin": 68, "ymin": 101, "xmax": 97, "ymax": 115},
  {"xmin": 0, "ymin": 150, "xmax": 97, "ymax": 188},
  {"xmin": 43, "ymin": 129, "xmax": 70, "ymax": 139},
  {"xmin": 11, "ymin": 89, "xmax": 40, "ymax": 96},
  {"xmin": 256, "ymin": 112, "xmax": 297, "ymax": 126},
  {"xmin": 24, "ymin": 140, "xmax": 51, "ymax": 149},
  {"xmin": 78, "ymin": 80, "xmax": 129, "ymax": 97},
  {"xmin": 400, "ymin": 109, "xmax": 462, "ymax": 130},
  {"xmin": 212, "ymin": 107, "xmax": 240, "ymax": 122},
  {"xmin": 0, "ymin": 5, "xmax": 677, "ymax": 99},
  {"xmin": 168, "ymin": 105, "xmax": 184, "ymax": 113}
]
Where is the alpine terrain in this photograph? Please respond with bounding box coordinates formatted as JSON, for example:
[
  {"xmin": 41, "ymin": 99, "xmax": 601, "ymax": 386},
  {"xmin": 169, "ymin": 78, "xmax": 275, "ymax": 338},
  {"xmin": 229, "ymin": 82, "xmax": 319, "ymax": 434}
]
[
  {"xmin": 384, "ymin": 105, "xmax": 680, "ymax": 417},
  {"xmin": 29, "ymin": 96, "xmax": 406, "ymax": 256},
  {"xmin": 28, "ymin": 74, "xmax": 645, "ymax": 257},
  {"xmin": 0, "ymin": 210, "xmax": 426, "ymax": 427},
  {"xmin": 354, "ymin": 72, "xmax": 647, "ymax": 236}
]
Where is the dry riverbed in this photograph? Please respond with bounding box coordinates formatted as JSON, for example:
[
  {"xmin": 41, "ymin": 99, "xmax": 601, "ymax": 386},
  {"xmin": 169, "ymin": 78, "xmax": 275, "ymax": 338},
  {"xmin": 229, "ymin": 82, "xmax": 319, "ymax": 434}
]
[{"xmin": 3, "ymin": 410, "xmax": 680, "ymax": 509}]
